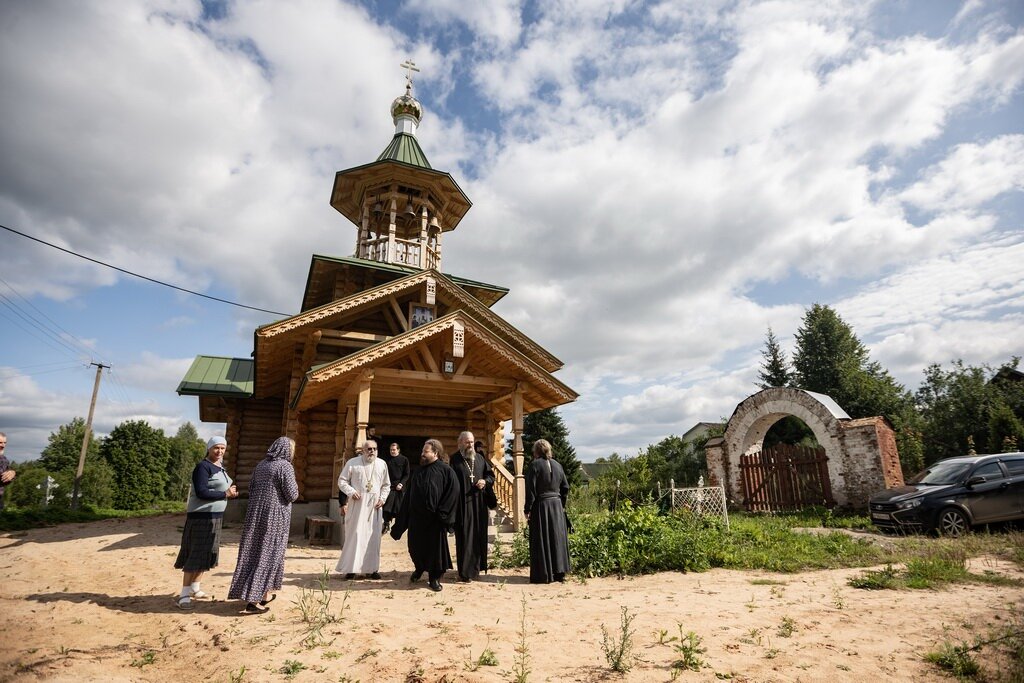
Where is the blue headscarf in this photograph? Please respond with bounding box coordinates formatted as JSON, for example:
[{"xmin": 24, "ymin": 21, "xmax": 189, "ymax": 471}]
[{"xmin": 266, "ymin": 436, "xmax": 294, "ymax": 462}]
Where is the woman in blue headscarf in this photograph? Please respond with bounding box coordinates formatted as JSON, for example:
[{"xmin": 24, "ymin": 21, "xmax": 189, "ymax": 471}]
[{"xmin": 228, "ymin": 436, "xmax": 299, "ymax": 614}]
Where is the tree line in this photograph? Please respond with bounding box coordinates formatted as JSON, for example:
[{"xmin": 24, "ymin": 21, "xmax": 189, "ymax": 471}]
[
  {"xmin": 3, "ymin": 419, "xmax": 206, "ymax": 511},
  {"xmin": 758, "ymin": 303, "xmax": 1023, "ymax": 474}
]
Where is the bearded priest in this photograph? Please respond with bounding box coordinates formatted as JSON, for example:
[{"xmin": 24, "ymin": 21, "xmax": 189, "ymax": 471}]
[{"xmin": 336, "ymin": 439, "xmax": 391, "ymax": 580}]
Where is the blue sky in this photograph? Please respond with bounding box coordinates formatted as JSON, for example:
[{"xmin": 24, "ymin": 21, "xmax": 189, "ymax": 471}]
[{"xmin": 1, "ymin": 0, "xmax": 1022, "ymax": 462}]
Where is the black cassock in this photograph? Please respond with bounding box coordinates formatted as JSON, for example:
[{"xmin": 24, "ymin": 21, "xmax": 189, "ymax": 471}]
[
  {"xmin": 524, "ymin": 457, "xmax": 570, "ymax": 583},
  {"xmin": 390, "ymin": 458, "xmax": 459, "ymax": 575},
  {"xmin": 450, "ymin": 450, "xmax": 494, "ymax": 580},
  {"xmin": 380, "ymin": 452, "xmax": 410, "ymax": 521}
]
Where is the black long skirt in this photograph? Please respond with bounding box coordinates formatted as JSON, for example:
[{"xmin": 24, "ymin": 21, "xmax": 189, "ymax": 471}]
[
  {"xmin": 174, "ymin": 516, "xmax": 223, "ymax": 572},
  {"xmin": 528, "ymin": 498, "xmax": 569, "ymax": 583}
]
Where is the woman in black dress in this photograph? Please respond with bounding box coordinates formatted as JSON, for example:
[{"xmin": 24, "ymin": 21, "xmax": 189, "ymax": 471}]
[{"xmin": 524, "ymin": 438, "xmax": 570, "ymax": 583}]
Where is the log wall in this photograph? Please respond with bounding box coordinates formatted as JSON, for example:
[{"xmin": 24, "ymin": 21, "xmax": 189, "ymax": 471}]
[
  {"xmin": 230, "ymin": 397, "xmax": 285, "ymax": 495},
  {"xmin": 304, "ymin": 400, "xmax": 339, "ymax": 500}
]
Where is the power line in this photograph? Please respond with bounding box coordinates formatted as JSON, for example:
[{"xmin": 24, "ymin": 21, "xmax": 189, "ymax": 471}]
[{"xmin": 0, "ymin": 223, "xmax": 292, "ymax": 317}]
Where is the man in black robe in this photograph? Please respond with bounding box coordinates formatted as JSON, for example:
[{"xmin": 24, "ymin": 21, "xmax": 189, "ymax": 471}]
[
  {"xmin": 390, "ymin": 438, "xmax": 458, "ymax": 592},
  {"xmin": 380, "ymin": 442, "xmax": 410, "ymax": 534},
  {"xmin": 450, "ymin": 431, "xmax": 494, "ymax": 582}
]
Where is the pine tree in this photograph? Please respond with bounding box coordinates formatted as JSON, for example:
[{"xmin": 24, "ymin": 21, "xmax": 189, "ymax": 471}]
[
  {"xmin": 516, "ymin": 408, "xmax": 583, "ymax": 489},
  {"xmin": 757, "ymin": 327, "xmax": 791, "ymax": 389}
]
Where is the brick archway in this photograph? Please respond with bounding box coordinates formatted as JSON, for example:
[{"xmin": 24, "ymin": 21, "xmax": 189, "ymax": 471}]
[{"xmin": 705, "ymin": 387, "xmax": 903, "ymax": 510}]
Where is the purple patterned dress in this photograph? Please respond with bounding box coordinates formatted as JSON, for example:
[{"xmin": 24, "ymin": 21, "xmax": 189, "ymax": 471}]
[{"xmin": 228, "ymin": 437, "xmax": 299, "ymax": 603}]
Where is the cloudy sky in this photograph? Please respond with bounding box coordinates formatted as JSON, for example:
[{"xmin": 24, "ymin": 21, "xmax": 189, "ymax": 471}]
[{"xmin": 1, "ymin": 0, "xmax": 1022, "ymax": 462}]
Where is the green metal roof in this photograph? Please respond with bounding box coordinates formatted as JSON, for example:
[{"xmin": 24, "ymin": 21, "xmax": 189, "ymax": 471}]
[
  {"xmin": 176, "ymin": 355, "xmax": 254, "ymax": 397},
  {"xmin": 376, "ymin": 133, "xmax": 431, "ymax": 169}
]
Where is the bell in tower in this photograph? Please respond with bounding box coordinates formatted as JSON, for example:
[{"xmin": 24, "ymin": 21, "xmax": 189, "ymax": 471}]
[{"xmin": 329, "ymin": 62, "xmax": 472, "ymax": 271}]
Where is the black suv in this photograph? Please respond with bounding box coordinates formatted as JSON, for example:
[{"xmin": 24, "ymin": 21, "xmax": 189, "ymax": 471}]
[{"xmin": 869, "ymin": 452, "xmax": 1024, "ymax": 536}]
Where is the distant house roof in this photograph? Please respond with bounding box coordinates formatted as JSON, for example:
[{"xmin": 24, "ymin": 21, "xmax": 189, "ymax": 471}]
[
  {"xmin": 681, "ymin": 421, "xmax": 726, "ymax": 442},
  {"xmin": 580, "ymin": 462, "xmax": 615, "ymax": 481},
  {"xmin": 177, "ymin": 356, "xmax": 254, "ymax": 397}
]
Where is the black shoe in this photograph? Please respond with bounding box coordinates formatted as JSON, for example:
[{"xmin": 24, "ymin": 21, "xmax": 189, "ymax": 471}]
[
  {"xmin": 410, "ymin": 571, "xmax": 422, "ymax": 583},
  {"xmin": 458, "ymin": 575, "xmax": 471, "ymax": 583},
  {"xmin": 369, "ymin": 572, "xmax": 382, "ymax": 580},
  {"xmin": 428, "ymin": 578, "xmax": 443, "ymax": 592},
  {"xmin": 344, "ymin": 573, "xmax": 355, "ymax": 580}
]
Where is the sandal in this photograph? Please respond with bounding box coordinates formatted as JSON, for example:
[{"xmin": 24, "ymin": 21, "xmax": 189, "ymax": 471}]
[
  {"xmin": 177, "ymin": 596, "xmax": 194, "ymax": 610},
  {"xmin": 242, "ymin": 602, "xmax": 268, "ymax": 614},
  {"xmin": 190, "ymin": 589, "xmax": 207, "ymax": 599},
  {"xmin": 259, "ymin": 594, "xmax": 277, "ymax": 607}
]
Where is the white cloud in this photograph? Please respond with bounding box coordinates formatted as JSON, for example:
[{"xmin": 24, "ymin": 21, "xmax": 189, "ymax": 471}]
[
  {"xmin": 898, "ymin": 135, "xmax": 1024, "ymax": 212},
  {"xmin": 1, "ymin": 0, "xmax": 1021, "ymax": 463}
]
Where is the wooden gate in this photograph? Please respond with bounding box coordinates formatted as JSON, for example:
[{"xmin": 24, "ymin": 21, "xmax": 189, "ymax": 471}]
[{"xmin": 739, "ymin": 444, "xmax": 835, "ymax": 512}]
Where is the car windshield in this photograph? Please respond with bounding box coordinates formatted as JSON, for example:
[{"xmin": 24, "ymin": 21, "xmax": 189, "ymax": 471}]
[{"xmin": 909, "ymin": 461, "xmax": 972, "ymax": 485}]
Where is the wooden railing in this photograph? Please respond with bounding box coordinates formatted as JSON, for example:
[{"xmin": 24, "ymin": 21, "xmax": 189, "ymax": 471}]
[
  {"xmin": 491, "ymin": 460, "xmax": 515, "ymax": 522},
  {"xmin": 361, "ymin": 236, "xmax": 438, "ymax": 269}
]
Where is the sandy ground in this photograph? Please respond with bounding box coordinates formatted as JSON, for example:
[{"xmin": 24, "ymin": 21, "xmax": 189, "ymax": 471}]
[{"xmin": 1, "ymin": 514, "xmax": 1021, "ymax": 682}]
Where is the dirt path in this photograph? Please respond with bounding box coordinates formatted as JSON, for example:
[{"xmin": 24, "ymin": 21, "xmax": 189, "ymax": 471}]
[{"xmin": 1, "ymin": 514, "xmax": 1020, "ymax": 682}]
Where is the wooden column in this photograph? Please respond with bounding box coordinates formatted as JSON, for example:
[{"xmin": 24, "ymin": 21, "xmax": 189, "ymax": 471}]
[
  {"xmin": 333, "ymin": 401, "xmax": 348, "ymax": 492},
  {"xmin": 418, "ymin": 206, "xmax": 429, "ymax": 268},
  {"xmin": 358, "ymin": 202, "xmax": 369, "ymax": 258},
  {"xmin": 387, "ymin": 198, "xmax": 397, "ymax": 263},
  {"xmin": 355, "ymin": 371, "xmax": 372, "ymax": 451},
  {"xmin": 512, "ymin": 384, "xmax": 525, "ymax": 530}
]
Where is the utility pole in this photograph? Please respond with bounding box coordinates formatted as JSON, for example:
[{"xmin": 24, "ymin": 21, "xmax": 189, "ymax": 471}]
[{"xmin": 72, "ymin": 362, "xmax": 108, "ymax": 510}]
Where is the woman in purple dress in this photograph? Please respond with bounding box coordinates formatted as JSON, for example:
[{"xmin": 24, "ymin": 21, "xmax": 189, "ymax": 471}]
[{"xmin": 228, "ymin": 436, "xmax": 299, "ymax": 613}]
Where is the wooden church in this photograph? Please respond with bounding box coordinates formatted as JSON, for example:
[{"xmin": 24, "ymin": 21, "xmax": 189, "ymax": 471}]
[{"xmin": 177, "ymin": 69, "xmax": 577, "ymax": 528}]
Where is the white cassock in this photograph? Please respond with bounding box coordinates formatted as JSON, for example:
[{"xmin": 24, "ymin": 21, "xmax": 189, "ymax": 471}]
[{"xmin": 336, "ymin": 454, "xmax": 391, "ymax": 574}]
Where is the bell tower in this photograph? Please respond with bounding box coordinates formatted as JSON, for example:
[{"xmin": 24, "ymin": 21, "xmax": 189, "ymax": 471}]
[{"xmin": 329, "ymin": 62, "xmax": 472, "ymax": 271}]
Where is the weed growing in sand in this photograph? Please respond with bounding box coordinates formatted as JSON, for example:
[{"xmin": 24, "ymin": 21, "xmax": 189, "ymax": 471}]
[
  {"xmin": 848, "ymin": 563, "xmax": 898, "ymax": 589},
  {"xmin": 777, "ymin": 616, "xmax": 796, "ymax": 638},
  {"xmin": 338, "ymin": 676, "xmax": 360, "ymax": 683},
  {"xmin": 830, "ymin": 584, "xmax": 846, "ymax": 609},
  {"xmin": 443, "ymin": 605, "xmax": 454, "ymax": 616},
  {"xmin": 670, "ymin": 627, "xmax": 706, "ymax": 672},
  {"xmin": 511, "ymin": 594, "xmax": 531, "ymax": 683},
  {"xmin": 228, "ymin": 666, "xmax": 247, "ymax": 682},
  {"xmin": 740, "ymin": 628, "xmax": 763, "ymax": 646},
  {"xmin": 129, "ymin": 651, "xmax": 156, "ymax": 668},
  {"xmin": 600, "ymin": 605, "xmax": 636, "ymax": 673},
  {"xmin": 925, "ymin": 642, "xmax": 980, "ymax": 678},
  {"xmin": 923, "ymin": 606, "xmax": 1024, "ymax": 681},
  {"xmin": 656, "ymin": 628, "xmax": 676, "ymax": 645},
  {"xmin": 279, "ymin": 659, "xmax": 307, "ymax": 678},
  {"xmin": 295, "ymin": 567, "xmax": 348, "ymax": 648},
  {"xmin": 464, "ymin": 638, "xmax": 499, "ymax": 671},
  {"xmin": 354, "ymin": 649, "xmax": 379, "ymax": 663},
  {"xmin": 322, "ymin": 651, "xmax": 342, "ymax": 660}
]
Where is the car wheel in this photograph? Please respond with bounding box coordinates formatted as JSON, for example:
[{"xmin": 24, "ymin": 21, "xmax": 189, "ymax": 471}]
[{"xmin": 936, "ymin": 507, "xmax": 970, "ymax": 537}]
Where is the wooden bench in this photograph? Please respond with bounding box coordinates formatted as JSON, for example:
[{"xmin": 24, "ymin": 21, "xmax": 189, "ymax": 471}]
[{"xmin": 304, "ymin": 515, "xmax": 336, "ymax": 545}]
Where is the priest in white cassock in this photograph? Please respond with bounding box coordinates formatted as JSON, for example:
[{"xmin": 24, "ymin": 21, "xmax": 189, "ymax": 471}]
[{"xmin": 336, "ymin": 439, "xmax": 391, "ymax": 580}]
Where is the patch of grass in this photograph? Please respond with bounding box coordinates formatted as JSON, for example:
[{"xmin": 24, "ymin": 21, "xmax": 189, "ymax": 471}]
[
  {"xmin": 0, "ymin": 502, "xmax": 186, "ymax": 531},
  {"xmin": 294, "ymin": 567, "xmax": 347, "ymax": 648},
  {"xmin": 600, "ymin": 606, "xmax": 636, "ymax": 673},
  {"xmin": 130, "ymin": 651, "xmax": 156, "ymax": 668},
  {"xmin": 777, "ymin": 616, "xmax": 796, "ymax": 638},
  {"xmin": 925, "ymin": 643, "xmax": 981, "ymax": 679},
  {"xmin": 848, "ymin": 564, "xmax": 899, "ymax": 590},
  {"xmin": 748, "ymin": 578, "xmax": 787, "ymax": 586},
  {"xmin": 278, "ymin": 660, "xmax": 307, "ymax": 679},
  {"xmin": 850, "ymin": 548, "xmax": 1024, "ymax": 591}
]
